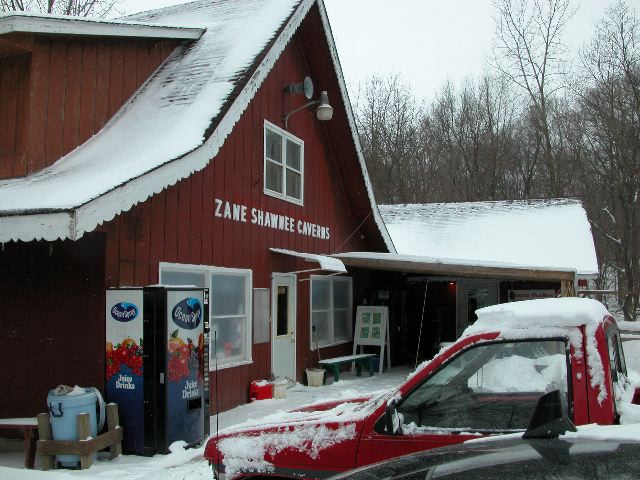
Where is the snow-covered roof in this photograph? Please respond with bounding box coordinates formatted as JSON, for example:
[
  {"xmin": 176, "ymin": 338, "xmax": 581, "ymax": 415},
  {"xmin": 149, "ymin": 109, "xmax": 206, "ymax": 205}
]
[
  {"xmin": 0, "ymin": 11, "xmax": 204, "ymax": 39},
  {"xmin": 378, "ymin": 199, "xmax": 598, "ymax": 276},
  {"xmin": 0, "ymin": 0, "xmax": 393, "ymax": 251}
]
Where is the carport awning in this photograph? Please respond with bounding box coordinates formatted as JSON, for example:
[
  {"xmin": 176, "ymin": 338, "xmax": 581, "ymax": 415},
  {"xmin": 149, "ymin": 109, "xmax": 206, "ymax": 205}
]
[
  {"xmin": 270, "ymin": 248, "xmax": 347, "ymax": 273},
  {"xmin": 331, "ymin": 252, "xmax": 576, "ymax": 281}
]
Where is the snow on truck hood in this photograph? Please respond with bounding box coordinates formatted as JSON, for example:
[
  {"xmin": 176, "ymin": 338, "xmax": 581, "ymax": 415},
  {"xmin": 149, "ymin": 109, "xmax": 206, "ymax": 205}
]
[{"xmin": 212, "ymin": 394, "xmax": 385, "ymax": 478}]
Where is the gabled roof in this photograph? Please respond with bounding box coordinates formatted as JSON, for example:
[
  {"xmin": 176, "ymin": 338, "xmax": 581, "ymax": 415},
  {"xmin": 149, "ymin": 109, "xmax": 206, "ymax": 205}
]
[
  {"xmin": 0, "ymin": 0, "xmax": 393, "ymax": 252},
  {"xmin": 376, "ymin": 199, "xmax": 598, "ymax": 276},
  {"xmin": 0, "ymin": 11, "xmax": 204, "ymax": 39}
]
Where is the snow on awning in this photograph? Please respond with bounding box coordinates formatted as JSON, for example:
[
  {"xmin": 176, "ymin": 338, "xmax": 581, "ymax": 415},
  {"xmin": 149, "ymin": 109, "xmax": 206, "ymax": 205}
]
[
  {"xmin": 270, "ymin": 248, "xmax": 346, "ymax": 273},
  {"xmin": 331, "ymin": 251, "xmax": 576, "ymax": 281}
]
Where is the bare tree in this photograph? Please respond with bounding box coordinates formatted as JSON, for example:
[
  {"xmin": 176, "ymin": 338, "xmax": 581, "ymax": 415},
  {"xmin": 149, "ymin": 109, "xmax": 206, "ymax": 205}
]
[
  {"xmin": 492, "ymin": 0, "xmax": 576, "ymax": 197},
  {"xmin": 423, "ymin": 75, "xmax": 519, "ymax": 202},
  {"xmin": 576, "ymin": 0, "xmax": 640, "ymax": 321},
  {"xmin": 0, "ymin": 0, "xmax": 120, "ymax": 17},
  {"xmin": 354, "ymin": 75, "xmax": 426, "ymax": 204}
]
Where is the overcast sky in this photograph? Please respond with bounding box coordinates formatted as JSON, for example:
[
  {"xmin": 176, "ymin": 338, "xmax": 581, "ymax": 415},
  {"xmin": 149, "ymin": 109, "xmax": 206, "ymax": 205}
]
[{"xmin": 117, "ymin": 0, "xmax": 635, "ymax": 102}]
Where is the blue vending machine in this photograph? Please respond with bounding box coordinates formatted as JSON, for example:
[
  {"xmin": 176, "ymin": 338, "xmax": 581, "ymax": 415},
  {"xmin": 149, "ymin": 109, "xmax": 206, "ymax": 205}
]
[{"xmin": 106, "ymin": 286, "xmax": 210, "ymax": 455}]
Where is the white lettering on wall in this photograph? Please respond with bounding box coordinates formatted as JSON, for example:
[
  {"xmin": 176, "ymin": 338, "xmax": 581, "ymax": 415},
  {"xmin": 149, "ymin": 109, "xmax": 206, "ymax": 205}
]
[{"xmin": 215, "ymin": 198, "xmax": 330, "ymax": 240}]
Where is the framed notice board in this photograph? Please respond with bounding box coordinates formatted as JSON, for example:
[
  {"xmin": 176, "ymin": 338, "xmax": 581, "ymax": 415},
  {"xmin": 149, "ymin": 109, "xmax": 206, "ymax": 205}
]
[{"xmin": 353, "ymin": 306, "xmax": 391, "ymax": 373}]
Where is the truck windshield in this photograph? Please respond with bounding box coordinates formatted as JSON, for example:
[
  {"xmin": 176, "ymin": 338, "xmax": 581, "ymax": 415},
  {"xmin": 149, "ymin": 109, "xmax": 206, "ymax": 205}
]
[{"xmin": 398, "ymin": 339, "xmax": 569, "ymax": 434}]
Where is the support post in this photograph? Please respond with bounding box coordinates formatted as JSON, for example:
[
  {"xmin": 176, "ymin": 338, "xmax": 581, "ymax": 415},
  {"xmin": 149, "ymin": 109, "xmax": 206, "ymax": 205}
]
[
  {"xmin": 77, "ymin": 413, "xmax": 92, "ymax": 469},
  {"xmin": 106, "ymin": 403, "xmax": 122, "ymax": 459},
  {"xmin": 37, "ymin": 413, "xmax": 55, "ymax": 470}
]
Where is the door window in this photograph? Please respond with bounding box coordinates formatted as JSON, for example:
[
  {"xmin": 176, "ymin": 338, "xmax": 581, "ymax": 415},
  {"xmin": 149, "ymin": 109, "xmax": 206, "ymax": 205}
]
[
  {"xmin": 397, "ymin": 340, "xmax": 569, "ymax": 433},
  {"xmin": 276, "ymin": 285, "xmax": 290, "ymax": 337}
]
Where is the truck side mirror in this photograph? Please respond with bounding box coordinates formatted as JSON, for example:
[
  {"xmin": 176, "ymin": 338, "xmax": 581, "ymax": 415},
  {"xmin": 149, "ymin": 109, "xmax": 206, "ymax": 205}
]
[
  {"xmin": 523, "ymin": 390, "xmax": 576, "ymax": 439},
  {"xmin": 385, "ymin": 399, "xmax": 403, "ymax": 435}
]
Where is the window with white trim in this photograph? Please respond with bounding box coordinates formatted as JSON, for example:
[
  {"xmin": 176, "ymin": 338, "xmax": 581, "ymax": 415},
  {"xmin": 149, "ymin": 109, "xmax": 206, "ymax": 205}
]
[
  {"xmin": 264, "ymin": 121, "xmax": 304, "ymax": 204},
  {"xmin": 311, "ymin": 276, "xmax": 352, "ymax": 348},
  {"xmin": 160, "ymin": 263, "xmax": 252, "ymax": 369}
]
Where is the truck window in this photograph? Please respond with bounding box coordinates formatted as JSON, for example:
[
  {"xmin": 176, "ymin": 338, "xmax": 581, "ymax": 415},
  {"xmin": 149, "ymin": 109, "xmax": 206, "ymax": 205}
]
[
  {"xmin": 397, "ymin": 340, "xmax": 569, "ymax": 433},
  {"xmin": 606, "ymin": 326, "xmax": 627, "ymax": 385}
]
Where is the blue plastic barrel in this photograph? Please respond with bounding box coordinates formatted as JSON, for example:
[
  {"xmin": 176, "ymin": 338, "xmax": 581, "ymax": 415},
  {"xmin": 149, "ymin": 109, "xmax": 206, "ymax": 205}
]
[{"xmin": 47, "ymin": 387, "xmax": 105, "ymax": 467}]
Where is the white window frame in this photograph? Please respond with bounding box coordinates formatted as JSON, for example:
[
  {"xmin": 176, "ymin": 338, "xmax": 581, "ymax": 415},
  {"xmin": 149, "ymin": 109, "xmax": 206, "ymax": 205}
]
[
  {"xmin": 310, "ymin": 275, "xmax": 353, "ymax": 349},
  {"xmin": 263, "ymin": 120, "xmax": 304, "ymax": 205},
  {"xmin": 159, "ymin": 262, "xmax": 253, "ymax": 370}
]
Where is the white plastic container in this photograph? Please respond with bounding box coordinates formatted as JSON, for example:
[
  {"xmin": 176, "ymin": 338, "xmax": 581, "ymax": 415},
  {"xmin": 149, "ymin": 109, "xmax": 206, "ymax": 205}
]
[{"xmin": 306, "ymin": 368, "xmax": 325, "ymax": 387}]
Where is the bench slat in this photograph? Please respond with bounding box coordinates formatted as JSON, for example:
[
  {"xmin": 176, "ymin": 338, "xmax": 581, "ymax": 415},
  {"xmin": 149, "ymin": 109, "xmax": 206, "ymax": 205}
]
[{"xmin": 318, "ymin": 353, "xmax": 376, "ymax": 365}]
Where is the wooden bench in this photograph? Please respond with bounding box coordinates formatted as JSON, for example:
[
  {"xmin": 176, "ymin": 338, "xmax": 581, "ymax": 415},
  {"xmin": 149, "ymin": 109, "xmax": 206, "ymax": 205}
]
[
  {"xmin": 0, "ymin": 417, "xmax": 39, "ymax": 469},
  {"xmin": 318, "ymin": 353, "xmax": 377, "ymax": 382}
]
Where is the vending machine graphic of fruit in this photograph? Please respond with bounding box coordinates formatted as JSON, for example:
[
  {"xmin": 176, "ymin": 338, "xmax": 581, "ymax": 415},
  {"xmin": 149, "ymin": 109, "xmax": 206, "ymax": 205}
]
[
  {"xmin": 106, "ymin": 287, "xmax": 209, "ymax": 456},
  {"xmin": 105, "ymin": 288, "xmax": 144, "ymax": 454}
]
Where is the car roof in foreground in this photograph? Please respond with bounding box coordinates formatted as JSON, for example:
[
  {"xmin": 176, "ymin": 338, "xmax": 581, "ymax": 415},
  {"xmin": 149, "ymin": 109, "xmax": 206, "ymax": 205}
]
[{"xmin": 329, "ymin": 435, "xmax": 640, "ymax": 480}]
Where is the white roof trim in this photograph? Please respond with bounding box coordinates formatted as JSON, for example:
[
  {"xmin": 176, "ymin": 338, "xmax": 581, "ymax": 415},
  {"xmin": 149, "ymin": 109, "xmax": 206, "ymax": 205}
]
[
  {"xmin": 0, "ymin": 13, "xmax": 204, "ymax": 39},
  {"xmin": 270, "ymin": 248, "xmax": 347, "ymax": 273},
  {"xmin": 315, "ymin": 1, "xmax": 395, "ymax": 254}
]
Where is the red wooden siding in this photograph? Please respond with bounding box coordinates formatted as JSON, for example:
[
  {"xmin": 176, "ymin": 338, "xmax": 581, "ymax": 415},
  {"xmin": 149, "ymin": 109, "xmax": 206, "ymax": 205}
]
[
  {"xmin": 0, "ymin": 8, "xmax": 385, "ymax": 416},
  {"xmin": 0, "ymin": 35, "xmax": 181, "ymax": 179},
  {"xmin": 0, "ymin": 53, "xmax": 30, "ymax": 178},
  {"xmin": 0, "ymin": 234, "xmax": 105, "ymax": 418},
  {"xmin": 98, "ymin": 30, "xmax": 377, "ymax": 412}
]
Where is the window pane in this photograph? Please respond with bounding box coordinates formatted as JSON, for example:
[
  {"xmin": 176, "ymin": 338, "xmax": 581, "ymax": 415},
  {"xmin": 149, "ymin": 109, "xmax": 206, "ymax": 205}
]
[
  {"xmin": 286, "ymin": 140, "xmax": 301, "ymax": 170},
  {"xmin": 333, "ymin": 309, "xmax": 350, "ymax": 341},
  {"xmin": 285, "ymin": 169, "xmax": 301, "ymax": 200},
  {"xmin": 211, "ymin": 274, "xmax": 246, "ymax": 316},
  {"xmin": 312, "ymin": 279, "xmax": 330, "ymax": 310},
  {"xmin": 265, "ymin": 161, "xmax": 283, "ymax": 193},
  {"xmin": 211, "ymin": 316, "xmax": 246, "ymax": 360},
  {"xmin": 265, "ymin": 129, "xmax": 282, "ymax": 163},
  {"xmin": 333, "ymin": 279, "xmax": 350, "ymax": 309},
  {"xmin": 276, "ymin": 285, "xmax": 289, "ymax": 337},
  {"xmin": 398, "ymin": 340, "xmax": 568, "ymax": 433},
  {"xmin": 312, "ymin": 311, "xmax": 330, "ymax": 346},
  {"xmin": 161, "ymin": 270, "xmax": 205, "ymax": 287}
]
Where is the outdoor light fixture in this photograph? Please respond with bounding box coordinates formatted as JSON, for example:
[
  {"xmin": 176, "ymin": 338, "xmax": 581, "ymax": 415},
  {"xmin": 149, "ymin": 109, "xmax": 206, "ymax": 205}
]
[{"xmin": 283, "ymin": 76, "xmax": 333, "ymax": 129}]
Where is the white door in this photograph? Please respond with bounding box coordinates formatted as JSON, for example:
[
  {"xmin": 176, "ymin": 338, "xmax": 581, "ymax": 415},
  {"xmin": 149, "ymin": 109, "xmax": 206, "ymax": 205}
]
[{"xmin": 271, "ymin": 274, "xmax": 296, "ymax": 381}]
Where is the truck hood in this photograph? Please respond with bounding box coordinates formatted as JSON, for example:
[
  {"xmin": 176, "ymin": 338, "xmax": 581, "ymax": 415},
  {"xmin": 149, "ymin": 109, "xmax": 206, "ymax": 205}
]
[{"xmin": 204, "ymin": 392, "xmax": 390, "ymax": 477}]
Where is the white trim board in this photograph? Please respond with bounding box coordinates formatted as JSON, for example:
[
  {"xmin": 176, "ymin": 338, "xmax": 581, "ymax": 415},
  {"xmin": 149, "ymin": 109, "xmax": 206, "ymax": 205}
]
[{"xmin": 0, "ymin": 13, "xmax": 204, "ymax": 39}]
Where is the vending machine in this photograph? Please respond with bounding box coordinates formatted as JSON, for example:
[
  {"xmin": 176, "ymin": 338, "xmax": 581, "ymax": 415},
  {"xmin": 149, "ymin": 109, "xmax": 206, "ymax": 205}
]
[{"xmin": 106, "ymin": 286, "xmax": 210, "ymax": 455}]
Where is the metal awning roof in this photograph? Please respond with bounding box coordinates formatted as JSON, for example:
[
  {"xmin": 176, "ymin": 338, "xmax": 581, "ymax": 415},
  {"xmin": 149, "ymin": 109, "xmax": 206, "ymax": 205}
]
[
  {"xmin": 270, "ymin": 248, "xmax": 346, "ymax": 273},
  {"xmin": 331, "ymin": 252, "xmax": 577, "ymax": 281}
]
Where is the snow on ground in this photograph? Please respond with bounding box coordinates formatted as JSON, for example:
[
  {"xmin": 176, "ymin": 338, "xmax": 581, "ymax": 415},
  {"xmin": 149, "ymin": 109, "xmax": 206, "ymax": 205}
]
[
  {"xmin": 0, "ymin": 369, "xmax": 407, "ymax": 480},
  {"xmin": 2, "ymin": 337, "xmax": 640, "ymax": 479}
]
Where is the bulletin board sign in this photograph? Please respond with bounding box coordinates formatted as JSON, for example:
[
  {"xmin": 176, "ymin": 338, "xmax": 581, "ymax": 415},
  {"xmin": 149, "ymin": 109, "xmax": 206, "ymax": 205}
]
[{"xmin": 353, "ymin": 306, "xmax": 391, "ymax": 373}]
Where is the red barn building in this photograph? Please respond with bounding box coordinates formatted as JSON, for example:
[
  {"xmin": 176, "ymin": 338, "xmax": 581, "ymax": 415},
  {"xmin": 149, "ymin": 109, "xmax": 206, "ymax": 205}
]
[{"xmin": 0, "ymin": 0, "xmax": 393, "ymax": 417}]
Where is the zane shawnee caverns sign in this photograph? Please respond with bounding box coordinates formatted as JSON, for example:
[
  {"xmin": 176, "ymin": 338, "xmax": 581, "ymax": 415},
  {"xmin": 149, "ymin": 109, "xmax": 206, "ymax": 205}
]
[{"xmin": 214, "ymin": 198, "xmax": 331, "ymax": 240}]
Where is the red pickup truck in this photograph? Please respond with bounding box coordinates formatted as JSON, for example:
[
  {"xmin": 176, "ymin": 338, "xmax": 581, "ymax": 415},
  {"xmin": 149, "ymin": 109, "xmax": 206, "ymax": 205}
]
[{"xmin": 204, "ymin": 298, "xmax": 640, "ymax": 479}]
